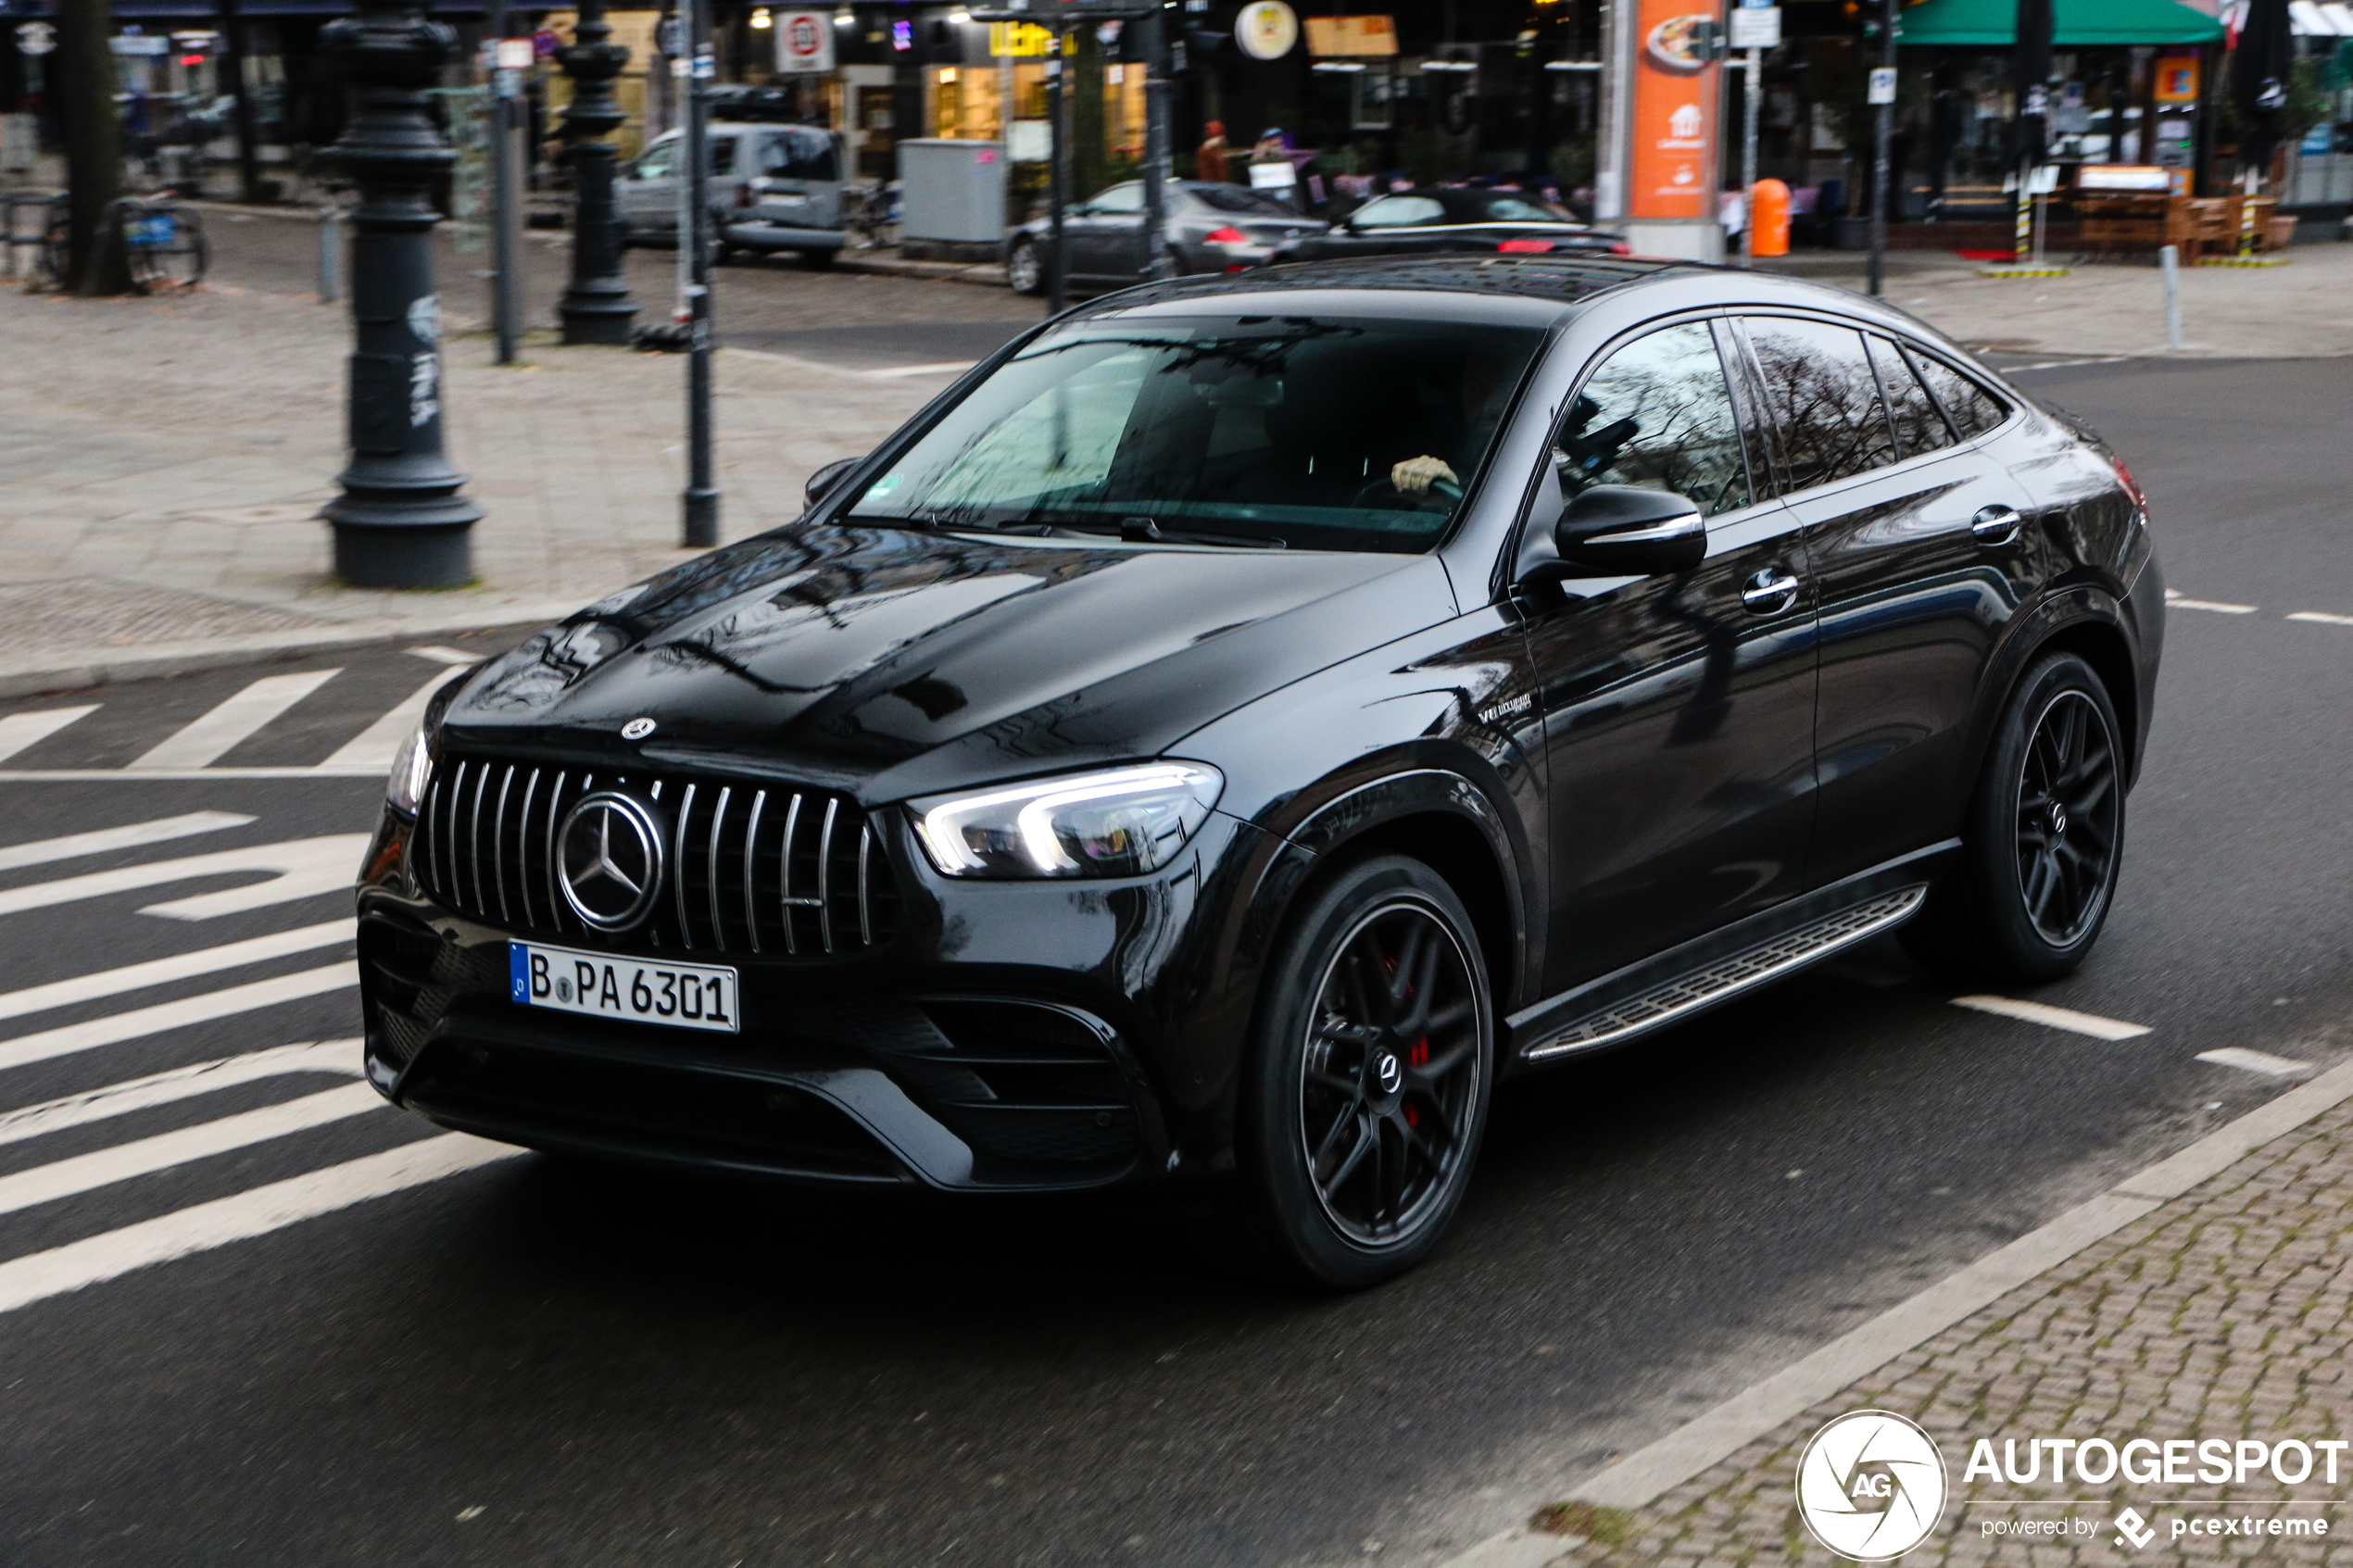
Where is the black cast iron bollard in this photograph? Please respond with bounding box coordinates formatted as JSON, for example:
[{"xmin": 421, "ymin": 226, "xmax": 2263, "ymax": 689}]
[
  {"xmin": 556, "ymin": 0, "xmax": 637, "ymax": 345},
  {"xmin": 319, "ymin": 0, "xmax": 482, "ymax": 589}
]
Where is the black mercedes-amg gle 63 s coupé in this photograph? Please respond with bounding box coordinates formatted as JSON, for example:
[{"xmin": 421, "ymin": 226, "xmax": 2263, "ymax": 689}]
[{"xmin": 358, "ymin": 255, "xmax": 2162, "ymax": 1287}]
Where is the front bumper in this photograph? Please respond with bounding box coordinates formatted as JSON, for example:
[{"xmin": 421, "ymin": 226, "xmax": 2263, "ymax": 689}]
[{"xmin": 358, "ymin": 797, "xmax": 1273, "ymax": 1194}]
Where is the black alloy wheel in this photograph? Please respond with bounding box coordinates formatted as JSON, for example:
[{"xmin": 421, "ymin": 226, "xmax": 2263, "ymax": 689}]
[
  {"xmin": 1232, "ymin": 855, "xmax": 1492, "ymax": 1287},
  {"xmin": 1904, "ymin": 652, "xmax": 2126, "ymax": 982}
]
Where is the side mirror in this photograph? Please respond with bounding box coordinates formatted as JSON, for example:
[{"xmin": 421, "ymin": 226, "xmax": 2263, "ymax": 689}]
[
  {"xmin": 805, "ymin": 456, "xmax": 861, "ymax": 508},
  {"xmin": 1554, "ymin": 484, "xmax": 1706, "ymax": 576}
]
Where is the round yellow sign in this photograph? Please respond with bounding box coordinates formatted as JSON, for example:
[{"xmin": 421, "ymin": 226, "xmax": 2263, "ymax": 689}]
[{"xmin": 1235, "ymin": 0, "xmax": 1300, "ymax": 61}]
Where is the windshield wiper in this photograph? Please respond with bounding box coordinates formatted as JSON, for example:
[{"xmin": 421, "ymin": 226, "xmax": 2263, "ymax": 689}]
[{"xmin": 1049, "ymin": 517, "xmax": 1288, "ymax": 549}]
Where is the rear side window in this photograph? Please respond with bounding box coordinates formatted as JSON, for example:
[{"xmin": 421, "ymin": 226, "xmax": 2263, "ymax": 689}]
[
  {"xmin": 1558, "ymin": 321, "xmax": 1752, "ymax": 518},
  {"xmin": 1088, "ymin": 183, "xmax": 1146, "ymax": 214},
  {"xmin": 1866, "ymin": 334, "xmax": 1956, "ymax": 459},
  {"xmin": 761, "ymin": 128, "xmax": 838, "ymax": 182},
  {"xmin": 1353, "ymin": 195, "xmax": 1447, "ymax": 228},
  {"xmin": 1743, "ymin": 317, "xmax": 1898, "ymax": 491},
  {"xmin": 1190, "ymin": 185, "xmax": 1294, "ymax": 215},
  {"xmin": 1905, "ymin": 348, "xmax": 2011, "ymax": 441}
]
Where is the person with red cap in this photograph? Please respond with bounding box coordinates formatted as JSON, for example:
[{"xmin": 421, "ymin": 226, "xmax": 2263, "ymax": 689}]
[{"xmin": 1195, "ymin": 120, "xmax": 1231, "ymax": 183}]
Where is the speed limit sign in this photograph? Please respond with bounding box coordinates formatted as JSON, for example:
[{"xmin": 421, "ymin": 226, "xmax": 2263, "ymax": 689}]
[{"xmin": 774, "ymin": 10, "xmax": 834, "ymax": 74}]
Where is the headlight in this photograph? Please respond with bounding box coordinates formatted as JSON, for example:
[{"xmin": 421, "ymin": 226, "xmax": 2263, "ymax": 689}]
[
  {"xmin": 385, "ymin": 719, "xmax": 434, "ymax": 817},
  {"xmin": 912, "ymin": 762, "xmax": 1224, "ymax": 879}
]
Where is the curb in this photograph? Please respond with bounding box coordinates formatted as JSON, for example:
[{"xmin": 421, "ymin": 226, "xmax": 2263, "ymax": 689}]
[
  {"xmin": 0, "ymin": 601, "xmax": 583, "ymax": 702},
  {"xmin": 1437, "ymin": 1048, "xmax": 2353, "ymax": 1568}
]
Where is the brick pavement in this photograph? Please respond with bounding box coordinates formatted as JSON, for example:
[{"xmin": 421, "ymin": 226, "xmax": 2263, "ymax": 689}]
[{"xmin": 1512, "ymin": 1098, "xmax": 2353, "ymax": 1566}]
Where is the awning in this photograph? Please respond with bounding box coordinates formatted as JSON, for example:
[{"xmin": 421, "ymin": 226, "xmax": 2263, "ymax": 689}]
[{"xmin": 1896, "ymin": 0, "xmax": 2226, "ymax": 46}]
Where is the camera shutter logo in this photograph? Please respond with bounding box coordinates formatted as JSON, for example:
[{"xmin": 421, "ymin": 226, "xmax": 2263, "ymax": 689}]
[
  {"xmin": 557, "ymin": 793, "xmax": 665, "ymax": 932},
  {"xmin": 1795, "ymin": 1411, "xmax": 1948, "ymax": 1560}
]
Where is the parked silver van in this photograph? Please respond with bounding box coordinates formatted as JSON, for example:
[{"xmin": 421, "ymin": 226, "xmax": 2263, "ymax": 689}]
[{"xmin": 616, "ymin": 120, "xmax": 849, "ymax": 268}]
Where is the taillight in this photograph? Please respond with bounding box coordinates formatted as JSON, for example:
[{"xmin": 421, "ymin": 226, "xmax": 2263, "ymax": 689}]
[
  {"xmin": 1609, "ymin": 242, "xmax": 1633, "ymax": 256},
  {"xmin": 1204, "ymin": 226, "xmax": 1248, "ymax": 245},
  {"xmin": 2112, "ymin": 455, "xmax": 2149, "ymax": 516},
  {"xmin": 1498, "ymin": 238, "xmax": 1554, "ymax": 253}
]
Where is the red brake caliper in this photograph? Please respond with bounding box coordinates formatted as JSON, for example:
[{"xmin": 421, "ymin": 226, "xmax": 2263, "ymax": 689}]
[{"xmin": 1405, "ymin": 1037, "xmax": 1429, "ymax": 1126}]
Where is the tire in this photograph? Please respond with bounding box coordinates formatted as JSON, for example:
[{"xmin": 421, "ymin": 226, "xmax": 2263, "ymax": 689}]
[
  {"xmin": 1902, "ymin": 652, "xmax": 2127, "ymax": 983},
  {"xmin": 1227, "ymin": 855, "xmax": 1494, "ymax": 1289},
  {"xmin": 1006, "ymin": 237, "xmax": 1044, "ymax": 296},
  {"xmin": 799, "ymin": 247, "xmax": 836, "ymax": 270}
]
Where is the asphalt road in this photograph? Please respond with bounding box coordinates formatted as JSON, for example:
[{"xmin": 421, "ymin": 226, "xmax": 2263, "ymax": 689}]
[
  {"xmin": 198, "ymin": 203, "xmax": 1046, "ymax": 370},
  {"xmin": 0, "ymin": 355, "xmax": 2347, "ymax": 1566}
]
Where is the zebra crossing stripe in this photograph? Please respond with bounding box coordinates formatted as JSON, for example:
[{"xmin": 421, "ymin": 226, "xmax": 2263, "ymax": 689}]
[
  {"xmin": 0, "ymin": 1134, "xmax": 524, "ymax": 1316},
  {"xmin": 0, "ymin": 1039, "xmax": 359, "ymax": 1148},
  {"xmin": 128, "ymin": 669, "xmax": 344, "ymax": 771},
  {"xmin": 0, "ymin": 1083, "xmax": 384, "ymax": 1220},
  {"xmin": 0, "ymin": 963, "xmax": 358, "ymax": 1073},
  {"xmin": 0, "ymin": 920, "xmax": 353, "ymax": 1024},
  {"xmin": 0, "ymin": 811, "xmax": 255, "ymax": 874},
  {"xmin": 321, "ymin": 665, "xmax": 471, "ymax": 772},
  {"xmin": 0, "ymin": 834, "xmax": 369, "ymax": 922},
  {"xmin": 0, "ymin": 706, "xmax": 100, "ymax": 764}
]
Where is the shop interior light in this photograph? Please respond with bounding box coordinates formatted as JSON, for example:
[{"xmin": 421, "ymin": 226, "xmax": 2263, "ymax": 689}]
[
  {"xmin": 949, "ymin": 8, "xmax": 972, "ymax": 20},
  {"xmin": 1312, "ymin": 59, "xmax": 1367, "ymax": 71},
  {"xmin": 1421, "ymin": 58, "xmax": 1478, "ymax": 71},
  {"xmin": 750, "ymin": 6, "xmax": 773, "ymax": 25},
  {"xmin": 1543, "ymin": 58, "xmax": 1604, "ymax": 69}
]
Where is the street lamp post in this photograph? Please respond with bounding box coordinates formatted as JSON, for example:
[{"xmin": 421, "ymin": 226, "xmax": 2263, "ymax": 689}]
[
  {"xmin": 319, "ymin": 0, "xmax": 482, "ymax": 590},
  {"xmin": 557, "ymin": 0, "xmax": 638, "ymax": 344}
]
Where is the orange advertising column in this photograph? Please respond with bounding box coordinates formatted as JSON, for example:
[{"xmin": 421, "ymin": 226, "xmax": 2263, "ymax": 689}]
[
  {"xmin": 1625, "ymin": 0, "xmax": 1722, "ymax": 226},
  {"xmin": 1750, "ymin": 179, "xmax": 1791, "ymax": 256}
]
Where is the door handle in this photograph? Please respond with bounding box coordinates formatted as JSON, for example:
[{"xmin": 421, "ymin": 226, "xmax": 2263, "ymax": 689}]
[
  {"xmin": 1971, "ymin": 504, "xmax": 2024, "ymax": 546},
  {"xmin": 1740, "ymin": 568, "xmax": 1801, "ymax": 614}
]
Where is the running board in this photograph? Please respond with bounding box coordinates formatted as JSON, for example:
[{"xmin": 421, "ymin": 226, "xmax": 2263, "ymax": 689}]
[{"xmin": 1519, "ymin": 884, "xmax": 1929, "ymax": 1062}]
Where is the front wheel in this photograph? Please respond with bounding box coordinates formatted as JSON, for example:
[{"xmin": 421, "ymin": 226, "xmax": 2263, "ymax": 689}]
[
  {"xmin": 1229, "ymin": 855, "xmax": 1493, "ymax": 1289},
  {"xmin": 799, "ymin": 247, "xmax": 836, "ymax": 270},
  {"xmin": 1006, "ymin": 236, "xmax": 1044, "ymax": 296},
  {"xmin": 1904, "ymin": 651, "xmax": 2126, "ymax": 981}
]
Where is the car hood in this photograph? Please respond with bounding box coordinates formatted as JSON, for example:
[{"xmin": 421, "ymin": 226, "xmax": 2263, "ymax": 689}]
[{"xmin": 442, "ymin": 523, "xmax": 1457, "ymax": 804}]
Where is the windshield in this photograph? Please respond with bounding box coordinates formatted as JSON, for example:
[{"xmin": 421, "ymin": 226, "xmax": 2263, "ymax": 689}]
[{"xmin": 842, "ymin": 315, "xmax": 1548, "ymax": 552}]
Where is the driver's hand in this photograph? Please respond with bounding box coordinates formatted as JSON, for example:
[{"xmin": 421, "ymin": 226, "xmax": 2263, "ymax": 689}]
[{"xmin": 1390, "ymin": 456, "xmax": 1459, "ymax": 495}]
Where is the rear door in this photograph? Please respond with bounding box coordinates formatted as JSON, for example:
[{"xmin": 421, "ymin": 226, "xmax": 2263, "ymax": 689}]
[
  {"xmin": 1521, "ymin": 317, "xmax": 1820, "ymax": 990},
  {"xmin": 1734, "ymin": 314, "xmax": 2040, "ymax": 886},
  {"xmin": 1069, "ymin": 182, "xmax": 1147, "ymax": 279},
  {"xmin": 752, "ymin": 126, "xmax": 844, "ymax": 230}
]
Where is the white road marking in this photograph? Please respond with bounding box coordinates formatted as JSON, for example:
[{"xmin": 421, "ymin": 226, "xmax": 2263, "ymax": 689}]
[
  {"xmin": 0, "ymin": 705, "xmax": 100, "ymax": 764},
  {"xmin": 0, "ymin": 833, "xmax": 369, "ymax": 922},
  {"xmin": 2196, "ymin": 1047, "xmax": 2316, "ymax": 1078},
  {"xmin": 407, "ymin": 646, "xmax": 480, "ymax": 665},
  {"xmin": 863, "ymin": 360, "xmax": 978, "ymax": 378},
  {"xmin": 0, "ymin": 1039, "xmax": 359, "ymax": 1148},
  {"xmin": 0, "ymin": 1133, "xmax": 523, "ymax": 1316},
  {"xmin": 2286, "ymin": 610, "xmax": 2353, "ymax": 627},
  {"xmin": 0, "ymin": 919, "xmax": 354, "ymax": 1023},
  {"xmin": 127, "ymin": 669, "xmax": 343, "ymax": 771},
  {"xmin": 2165, "ymin": 596, "xmax": 2258, "ymax": 615},
  {"xmin": 0, "ymin": 810, "xmax": 253, "ymax": 874},
  {"xmin": 0, "ymin": 1082, "xmax": 383, "ymax": 1220},
  {"xmin": 1948, "ymin": 994, "xmax": 2153, "ymax": 1039},
  {"xmin": 0, "ymin": 963, "xmax": 358, "ymax": 1073},
  {"xmin": 320, "ymin": 665, "xmax": 471, "ymax": 771},
  {"xmin": 0, "ymin": 766, "xmax": 383, "ymax": 781}
]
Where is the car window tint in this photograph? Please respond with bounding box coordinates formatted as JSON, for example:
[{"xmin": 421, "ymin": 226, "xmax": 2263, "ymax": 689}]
[
  {"xmin": 635, "ymin": 140, "xmax": 676, "ymax": 179},
  {"xmin": 707, "ymin": 136, "xmax": 737, "ymax": 177},
  {"xmin": 1558, "ymin": 321, "xmax": 1751, "ymax": 518},
  {"xmin": 1866, "ymin": 334, "xmax": 1955, "ymax": 459},
  {"xmin": 1089, "ymin": 183, "xmax": 1146, "ymax": 214},
  {"xmin": 1353, "ymin": 195, "xmax": 1447, "ymax": 228},
  {"xmin": 761, "ymin": 127, "xmax": 838, "ymax": 182},
  {"xmin": 1904, "ymin": 348, "xmax": 2010, "ymax": 441},
  {"xmin": 1190, "ymin": 185, "xmax": 1293, "ymax": 215},
  {"xmin": 1743, "ymin": 317, "xmax": 1899, "ymax": 491}
]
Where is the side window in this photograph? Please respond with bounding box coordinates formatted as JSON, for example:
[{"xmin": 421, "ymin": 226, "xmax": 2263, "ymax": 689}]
[
  {"xmin": 1905, "ymin": 348, "xmax": 2011, "ymax": 442},
  {"xmin": 635, "ymin": 140, "xmax": 676, "ymax": 180},
  {"xmin": 1353, "ymin": 195, "xmax": 1447, "ymax": 228},
  {"xmin": 1866, "ymin": 334, "xmax": 1956, "ymax": 459},
  {"xmin": 1743, "ymin": 317, "xmax": 1899, "ymax": 491},
  {"xmin": 761, "ymin": 129, "xmax": 840, "ymax": 182},
  {"xmin": 707, "ymin": 136, "xmax": 737, "ymax": 177},
  {"xmin": 1557, "ymin": 321, "xmax": 1752, "ymax": 518},
  {"xmin": 1088, "ymin": 182, "xmax": 1146, "ymax": 215}
]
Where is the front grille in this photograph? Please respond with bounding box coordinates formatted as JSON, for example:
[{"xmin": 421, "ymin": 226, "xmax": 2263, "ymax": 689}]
[{"xmin": 411, "ymin": 756, "xmax": 900, "ymax": 956}]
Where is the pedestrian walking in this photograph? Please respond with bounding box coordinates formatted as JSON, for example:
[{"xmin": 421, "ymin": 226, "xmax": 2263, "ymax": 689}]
[{"xmin": 1194, "ymin": 119, "xmax": 1230, "ymax": 182}]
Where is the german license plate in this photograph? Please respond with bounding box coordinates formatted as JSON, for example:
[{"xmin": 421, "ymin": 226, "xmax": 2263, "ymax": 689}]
[{"xmin": 509, "ymin": 941, "xmax": 739, "ymax": 1034}]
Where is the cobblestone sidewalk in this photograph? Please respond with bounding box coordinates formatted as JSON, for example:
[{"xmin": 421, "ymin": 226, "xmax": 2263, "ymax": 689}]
[{"xmin": 1504, "ymin": 1091, "xmax": 2353, "ymax": 1566}]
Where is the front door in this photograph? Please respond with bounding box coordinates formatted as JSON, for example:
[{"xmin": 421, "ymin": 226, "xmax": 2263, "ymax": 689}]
[
  {"xmin": 1737, "ymin": 317, "xmax": 2045, "ymax": 886},
  {"xmin": 1069, "ymin": 182, "xmax": 1147, "ymax": 280},
  {"xmin": 617, "ymin": 135, "xmax": 679, "ymax": 235},
  {"xmin": 1522, "ymin": 318, "xmax": 1820, "ymax": 991}
]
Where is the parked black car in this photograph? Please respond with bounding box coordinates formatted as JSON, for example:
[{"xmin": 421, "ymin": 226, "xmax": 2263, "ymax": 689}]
[
  {"xmin": 1267, "ymin": 186, "xmax": 1630, "ymax": 266},
  {"xmin": 359, "ymin": 256, "xmax": 2162, "ymax": 1287}
]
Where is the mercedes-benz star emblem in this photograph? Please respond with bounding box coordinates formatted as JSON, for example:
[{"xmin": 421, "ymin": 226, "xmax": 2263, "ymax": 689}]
[
  {"xmin": 621, "ymin": 717, "xmax": 658, "ymax": 741},
  {"xmin": 557, "ymin": 792, "xmax": 665, "ymax": 931}
]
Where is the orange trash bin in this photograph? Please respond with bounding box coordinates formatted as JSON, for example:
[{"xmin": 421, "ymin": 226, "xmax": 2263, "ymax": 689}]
[{"xmin": 1750, "ymin": 179, "xmax": 1791, "ymax": 257}]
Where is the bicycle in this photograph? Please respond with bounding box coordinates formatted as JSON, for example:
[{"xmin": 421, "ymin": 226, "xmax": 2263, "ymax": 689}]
[{"xmin": 37, "ymin": 191, "xmax": 207, "ymax": 293}]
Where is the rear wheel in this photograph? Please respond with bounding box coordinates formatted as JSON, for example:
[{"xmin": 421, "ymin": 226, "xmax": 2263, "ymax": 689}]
[
  {"xmin": 1229, "ymin": 855, "xmax": 1492, "ymax": 1288},
  {"xmin": 1903, "ymin": 652, "xmax": 2126, "ymax": 982},
  {"xmin": 799, "ymin": 247, "xmax": 836, "ymax": 269},
  {"xmin": 1006, "ymin": 236, "xmax": 1044, "ymax": 296}
]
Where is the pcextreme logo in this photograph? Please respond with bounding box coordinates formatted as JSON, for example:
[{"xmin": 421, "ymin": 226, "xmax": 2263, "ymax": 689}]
[{"xmin": 1795, "ymin": 1410, "xmax": 1949, "ymax": 1559}]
